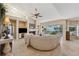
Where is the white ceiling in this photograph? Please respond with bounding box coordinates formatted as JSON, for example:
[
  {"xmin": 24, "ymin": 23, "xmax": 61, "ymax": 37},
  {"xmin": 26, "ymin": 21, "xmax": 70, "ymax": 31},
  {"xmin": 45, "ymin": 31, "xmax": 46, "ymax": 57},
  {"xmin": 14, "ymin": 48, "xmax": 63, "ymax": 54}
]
[
  {"xmin": 8, "ymin": 3, "xmax": 79, "ymax": 22},
  {"xmin": 53, "ymin": 3, "xmax": 79, "ymax": 19}
]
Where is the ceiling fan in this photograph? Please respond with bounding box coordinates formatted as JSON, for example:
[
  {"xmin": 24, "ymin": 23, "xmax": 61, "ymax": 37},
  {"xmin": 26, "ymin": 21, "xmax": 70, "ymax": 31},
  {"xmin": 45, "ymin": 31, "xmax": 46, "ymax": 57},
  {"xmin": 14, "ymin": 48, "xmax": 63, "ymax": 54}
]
[{"xmin": 31, "ymin": 8, "xmax": 42, "ymax": 18}]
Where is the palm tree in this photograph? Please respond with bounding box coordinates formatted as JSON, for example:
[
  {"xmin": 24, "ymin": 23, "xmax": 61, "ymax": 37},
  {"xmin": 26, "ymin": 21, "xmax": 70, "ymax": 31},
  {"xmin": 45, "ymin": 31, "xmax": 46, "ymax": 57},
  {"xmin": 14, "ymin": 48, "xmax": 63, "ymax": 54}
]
[
  {"xmin": 0, "ymin": 3, "xmax": 7, "ymax": 38},
  {"xmin": 0, "ymin": 3, "xmax": 6, "ymax": 20}
]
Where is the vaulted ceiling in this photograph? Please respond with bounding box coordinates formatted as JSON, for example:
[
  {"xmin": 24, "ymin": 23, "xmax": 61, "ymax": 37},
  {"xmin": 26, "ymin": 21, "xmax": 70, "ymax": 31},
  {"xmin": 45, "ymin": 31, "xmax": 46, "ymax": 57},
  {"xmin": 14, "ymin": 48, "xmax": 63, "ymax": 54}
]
[
  {"xmin": 53, "ymin": 3, "xmax": 79, "ymax": 19},
  {"xmin": 7, "ymin": 3, "xmax": 79, "ymax": 22}
]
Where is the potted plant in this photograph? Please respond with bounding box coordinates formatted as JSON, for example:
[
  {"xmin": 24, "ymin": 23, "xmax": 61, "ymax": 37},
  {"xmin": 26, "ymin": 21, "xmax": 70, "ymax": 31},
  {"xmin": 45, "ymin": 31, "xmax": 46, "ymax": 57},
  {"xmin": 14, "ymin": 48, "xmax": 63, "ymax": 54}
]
[
  {"xmin": 0, "ymin": 3, "xmax": 7, "ymax": 20},
  {"xmin": 0, "ymin": 3, "xmax": 7, "ymax": 38}
]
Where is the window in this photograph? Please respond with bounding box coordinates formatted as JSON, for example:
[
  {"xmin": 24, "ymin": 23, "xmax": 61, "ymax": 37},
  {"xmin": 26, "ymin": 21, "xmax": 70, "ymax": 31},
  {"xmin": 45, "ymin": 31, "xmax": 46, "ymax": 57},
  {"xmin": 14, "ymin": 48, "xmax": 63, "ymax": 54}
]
[{"xmin": 42, "ymin": 24, "xmax": 63, "ymax": 35}]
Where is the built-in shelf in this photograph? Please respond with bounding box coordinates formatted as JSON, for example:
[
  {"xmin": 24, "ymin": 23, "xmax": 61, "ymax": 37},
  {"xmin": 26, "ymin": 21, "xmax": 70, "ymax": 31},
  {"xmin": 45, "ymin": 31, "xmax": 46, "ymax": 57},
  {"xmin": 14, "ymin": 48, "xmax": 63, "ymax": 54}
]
[{"xmin": 29, "ymin": 19, "xmax": 37, "ymax": 35}]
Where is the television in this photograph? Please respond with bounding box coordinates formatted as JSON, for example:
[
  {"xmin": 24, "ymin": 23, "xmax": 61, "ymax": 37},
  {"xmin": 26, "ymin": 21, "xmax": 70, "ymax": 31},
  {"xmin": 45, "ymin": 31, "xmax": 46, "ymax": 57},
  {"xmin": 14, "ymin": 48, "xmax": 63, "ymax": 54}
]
[{"xmin": 19, "ymin": 28, "xmax": 27, "ymax": 33}]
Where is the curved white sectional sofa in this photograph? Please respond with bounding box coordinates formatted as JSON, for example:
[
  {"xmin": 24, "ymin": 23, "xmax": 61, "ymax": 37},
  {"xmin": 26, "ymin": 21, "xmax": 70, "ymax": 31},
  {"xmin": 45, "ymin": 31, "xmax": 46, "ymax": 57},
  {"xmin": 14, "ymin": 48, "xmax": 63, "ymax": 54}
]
[
  {"xmin": 30, "ymin": 35, "xmax": 60, "ymax": 50},
  {"xmin": 25, "ymin": 34, "xmax": 60, "ymax": 50}
]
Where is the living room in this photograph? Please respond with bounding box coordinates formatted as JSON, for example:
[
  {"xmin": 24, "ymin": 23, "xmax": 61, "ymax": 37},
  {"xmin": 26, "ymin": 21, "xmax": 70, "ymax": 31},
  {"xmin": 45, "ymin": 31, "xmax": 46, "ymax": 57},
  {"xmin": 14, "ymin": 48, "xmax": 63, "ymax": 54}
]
[{"xmin": 0, "ymin": 3, "xmax": 79, "ymax": 56}]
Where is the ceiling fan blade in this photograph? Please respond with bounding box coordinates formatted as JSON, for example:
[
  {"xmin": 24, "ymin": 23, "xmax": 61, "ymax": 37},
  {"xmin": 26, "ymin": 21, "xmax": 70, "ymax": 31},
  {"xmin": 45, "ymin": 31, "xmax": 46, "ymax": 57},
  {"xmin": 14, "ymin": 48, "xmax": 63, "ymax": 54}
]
[
  {"xmin": 35, "ymin": 15, "xmax": 38, "ymax": 18},
  {"xmin": 39, "ymin": 15, "xmax": 42, "ymax": 17},
  {"xmin": 30, "ymin": 13, "xmax": 34, "ymax": 16},
  {"xmin": 35, "ymin": 8, "xmax": 38, "ymax": 11}
]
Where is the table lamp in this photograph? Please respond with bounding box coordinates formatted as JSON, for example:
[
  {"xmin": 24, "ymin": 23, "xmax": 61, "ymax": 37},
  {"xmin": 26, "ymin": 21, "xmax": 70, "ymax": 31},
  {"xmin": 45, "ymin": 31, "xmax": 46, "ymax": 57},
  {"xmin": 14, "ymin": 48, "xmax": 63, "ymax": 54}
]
[{"xmin": 3, "ymin": 16, "xmax": 10, "ymax": 39}]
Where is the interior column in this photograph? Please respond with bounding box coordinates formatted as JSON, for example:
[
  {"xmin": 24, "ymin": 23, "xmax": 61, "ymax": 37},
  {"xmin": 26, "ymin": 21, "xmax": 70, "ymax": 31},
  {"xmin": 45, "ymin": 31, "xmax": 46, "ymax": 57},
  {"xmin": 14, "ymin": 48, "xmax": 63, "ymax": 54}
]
[
  {"xmin": 77, "ymin": 25, "xmax": 79, "ymax": 36},
  {"xmin": 16, "ymin": 20, "xmax": 19, "ymax": 39},
  {"xmin": 66, "ymin": 20, "xmax": 70, "ymax": 40},
  {"xmin": 27, "ymin": 19, "xmax": 29, "ymax": 34},
  {"xmin": 63, "ymin": 20, "xmax": 66, "ymax": 40}
]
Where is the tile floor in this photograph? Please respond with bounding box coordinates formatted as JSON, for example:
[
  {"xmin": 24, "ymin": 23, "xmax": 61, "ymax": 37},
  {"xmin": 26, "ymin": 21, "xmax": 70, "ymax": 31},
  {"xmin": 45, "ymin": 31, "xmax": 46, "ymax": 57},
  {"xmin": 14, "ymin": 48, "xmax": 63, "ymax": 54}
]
[
  {"xmin": 12, "ymin": 39, "xmax": 62, "ymax": 56},
  {"xmin": 12, "ymin": 36, "xmax": 79, "ymax": 56}
]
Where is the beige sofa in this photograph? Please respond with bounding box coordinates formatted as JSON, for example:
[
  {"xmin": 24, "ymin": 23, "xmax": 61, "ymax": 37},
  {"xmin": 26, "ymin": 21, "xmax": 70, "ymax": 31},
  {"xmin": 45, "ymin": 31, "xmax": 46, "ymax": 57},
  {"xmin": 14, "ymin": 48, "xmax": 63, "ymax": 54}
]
[
  {"xmin": 24, "ymin": 34, "xmax": 33, "ymax": 46},
  {"xmin": 29, "ymin": 35, "xmax": 60, "ymax": 50}
]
